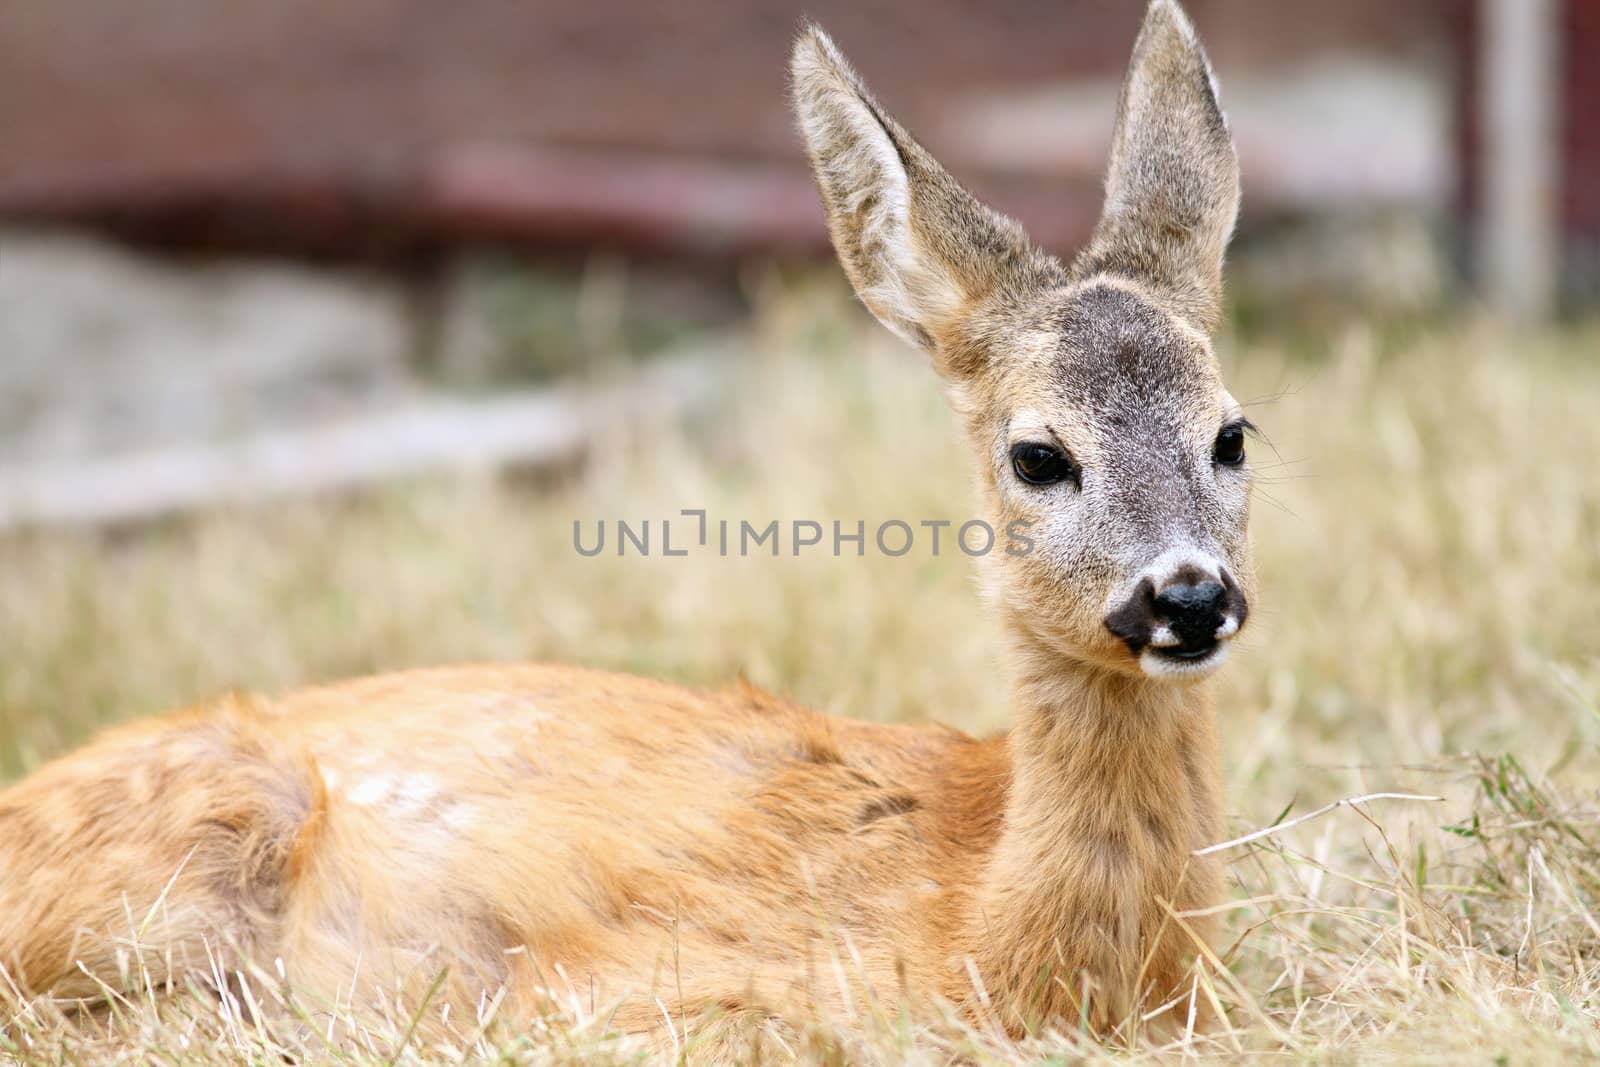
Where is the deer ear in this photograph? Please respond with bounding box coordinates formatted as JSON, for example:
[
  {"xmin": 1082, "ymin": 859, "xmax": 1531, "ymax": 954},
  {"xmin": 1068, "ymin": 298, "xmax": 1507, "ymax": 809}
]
[
  {"xmin": 1077, "ymin": 0, "xmax": 1240, "ymax": 334},
  {"xmin": 790, "ymin": 25, "xmax": 1047, "ymax": 377}
]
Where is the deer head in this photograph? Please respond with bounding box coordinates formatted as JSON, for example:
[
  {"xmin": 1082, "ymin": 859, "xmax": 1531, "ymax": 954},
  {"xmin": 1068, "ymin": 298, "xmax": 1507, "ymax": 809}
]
[{"xmin": 792, "ymin": 0, "xmax": 1253, "ymax": 681}]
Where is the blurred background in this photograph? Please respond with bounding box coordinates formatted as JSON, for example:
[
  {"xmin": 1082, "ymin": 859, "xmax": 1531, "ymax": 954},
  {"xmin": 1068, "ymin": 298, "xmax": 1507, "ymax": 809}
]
[{"xmin": 0, "ymin": 0, "xmax": 1594, "ymax": 522}]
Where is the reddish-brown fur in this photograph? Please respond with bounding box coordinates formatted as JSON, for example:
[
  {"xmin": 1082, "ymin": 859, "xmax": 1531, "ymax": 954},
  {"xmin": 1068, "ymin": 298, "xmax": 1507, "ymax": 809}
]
[{"xmin": 0, "ymin": 665, "xmax": 1217, "ymax": 1035}]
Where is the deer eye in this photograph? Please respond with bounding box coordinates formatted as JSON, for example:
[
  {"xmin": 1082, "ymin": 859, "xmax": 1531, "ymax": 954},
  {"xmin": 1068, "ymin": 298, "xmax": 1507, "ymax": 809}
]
[
  {"xmin": 1214, "ymin": 423, "xmax": 1247, "ymax": 467},
  {"xmin": 1010, "ymin": 443, "xmax": 1078, "ymax": 487}
]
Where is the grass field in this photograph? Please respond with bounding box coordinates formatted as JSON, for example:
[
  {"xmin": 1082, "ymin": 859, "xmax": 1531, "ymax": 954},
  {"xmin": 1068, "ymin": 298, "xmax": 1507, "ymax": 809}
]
[{"xmin": 2, "ymin": 281, "xmax": 1599, "ymax": 1063}]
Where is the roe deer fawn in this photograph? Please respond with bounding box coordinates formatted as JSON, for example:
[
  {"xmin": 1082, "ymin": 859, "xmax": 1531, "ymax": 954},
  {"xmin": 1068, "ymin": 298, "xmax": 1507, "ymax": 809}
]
[{"xmin": 0, "ymin": 0, "xmax": 1252, "ymax": 1043}]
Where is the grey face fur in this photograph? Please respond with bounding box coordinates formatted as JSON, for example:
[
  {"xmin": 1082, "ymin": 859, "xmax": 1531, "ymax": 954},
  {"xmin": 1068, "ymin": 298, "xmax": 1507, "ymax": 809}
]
[{"xmin": 792, "ymin": 0, "xmax": 1253, "ymax": 682}]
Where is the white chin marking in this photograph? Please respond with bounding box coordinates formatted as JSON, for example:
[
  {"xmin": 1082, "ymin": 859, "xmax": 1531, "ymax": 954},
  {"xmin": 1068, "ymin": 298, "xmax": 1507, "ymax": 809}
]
[
  {"xmin": 1147, "ymin": 624, "xmax": 1179, "ymax": 649},
  {"xmin": 1139, "ymin": 642, "xmax": 1230, "ymax": 680}
]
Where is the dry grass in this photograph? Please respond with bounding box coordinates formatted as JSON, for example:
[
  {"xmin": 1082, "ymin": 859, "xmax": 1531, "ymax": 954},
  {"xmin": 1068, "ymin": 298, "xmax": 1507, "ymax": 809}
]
[{"xmin": 2, "ymin": 278, "xmax": 1599, "ymax": 1063}]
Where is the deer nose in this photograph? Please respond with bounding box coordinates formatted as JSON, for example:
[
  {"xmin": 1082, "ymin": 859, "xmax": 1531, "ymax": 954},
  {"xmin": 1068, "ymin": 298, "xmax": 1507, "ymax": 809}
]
[
  {"xmin": 1103, "ymin": 564, "xmax": 1248, "ymax": 668},
  {"xmin": 1152, "ymin": 581, "xmax": 1227, "ymax": 650}
]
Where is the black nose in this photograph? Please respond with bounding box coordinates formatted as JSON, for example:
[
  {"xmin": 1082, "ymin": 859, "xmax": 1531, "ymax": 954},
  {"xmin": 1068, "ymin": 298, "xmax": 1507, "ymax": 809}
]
[
  {"xmin": 1153, "ymin": 581, "xmax": 1227, "ymax": 648},
  {"xmin": 1104, "ymin": 569, "xmax": 1247, "ymax": 660}
]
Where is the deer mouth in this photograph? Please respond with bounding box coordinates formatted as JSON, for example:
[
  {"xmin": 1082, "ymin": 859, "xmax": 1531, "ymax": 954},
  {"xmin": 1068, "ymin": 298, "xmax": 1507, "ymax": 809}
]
[
  {"xmin": 1155, "ymin": 640, "xmax": 1218, "ymax": 661},
  {"xmin": 1140, "ymin": 638, "xmax": 1231, "ymax": 678}
]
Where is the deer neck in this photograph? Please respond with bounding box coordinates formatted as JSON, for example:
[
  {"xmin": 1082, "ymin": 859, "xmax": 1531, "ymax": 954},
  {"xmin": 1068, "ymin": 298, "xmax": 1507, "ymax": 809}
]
[{"xmin": 968, "ymin": 621, "xmax": 1225, "ymax": 1028}]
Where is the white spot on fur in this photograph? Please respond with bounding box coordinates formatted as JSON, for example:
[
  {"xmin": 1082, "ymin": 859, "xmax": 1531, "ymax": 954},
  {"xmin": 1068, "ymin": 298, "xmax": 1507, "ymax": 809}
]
[
  {"xmin": 388, "ymin": 774, "xmax": 440, "ymax": 817},
  {"xmin": 346, "ymin": 775, "xmax": 393, "ymax": 807}
]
